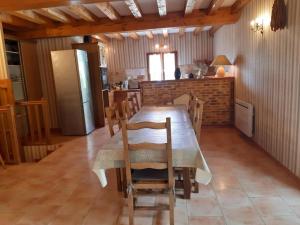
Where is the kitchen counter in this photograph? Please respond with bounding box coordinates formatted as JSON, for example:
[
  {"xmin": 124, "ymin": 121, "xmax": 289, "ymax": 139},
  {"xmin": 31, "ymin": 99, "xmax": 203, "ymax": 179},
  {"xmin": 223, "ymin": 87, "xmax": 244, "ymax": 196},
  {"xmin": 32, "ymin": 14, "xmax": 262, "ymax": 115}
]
[{"xmin": 140, "ymin": 77, "xmax": 235, "ymax": 125}]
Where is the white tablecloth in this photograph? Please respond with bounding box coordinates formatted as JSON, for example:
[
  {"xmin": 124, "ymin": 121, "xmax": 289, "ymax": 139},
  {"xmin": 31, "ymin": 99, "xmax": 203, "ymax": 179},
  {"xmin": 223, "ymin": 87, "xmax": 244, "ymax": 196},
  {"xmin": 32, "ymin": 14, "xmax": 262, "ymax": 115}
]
[{"xmin": 92, "ymin": 106, "xmax": 212, "ymax": 187}]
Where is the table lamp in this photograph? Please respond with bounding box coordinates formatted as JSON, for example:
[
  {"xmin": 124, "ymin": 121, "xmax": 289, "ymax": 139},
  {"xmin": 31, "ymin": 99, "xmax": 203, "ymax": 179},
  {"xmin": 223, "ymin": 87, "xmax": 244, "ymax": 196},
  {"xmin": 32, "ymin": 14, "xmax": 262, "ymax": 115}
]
[{"xmin": 210, "ymin": 55, "xmax": 232, "ymax": 78}]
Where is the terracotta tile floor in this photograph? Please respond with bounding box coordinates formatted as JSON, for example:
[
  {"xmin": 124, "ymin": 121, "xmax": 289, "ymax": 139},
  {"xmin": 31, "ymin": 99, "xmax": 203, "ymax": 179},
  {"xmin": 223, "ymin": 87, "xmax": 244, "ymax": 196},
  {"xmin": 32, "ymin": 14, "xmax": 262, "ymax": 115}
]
[{"xmin": 1, "ymin": 127, "xmax": 300, "ymax": 225}]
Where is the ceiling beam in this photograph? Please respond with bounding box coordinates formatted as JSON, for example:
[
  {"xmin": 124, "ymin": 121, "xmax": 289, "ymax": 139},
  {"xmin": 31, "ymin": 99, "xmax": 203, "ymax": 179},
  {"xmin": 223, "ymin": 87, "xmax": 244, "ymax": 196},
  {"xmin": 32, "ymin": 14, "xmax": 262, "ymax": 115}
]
[
  {"xmin": 185, "ymin": 0, "xmax": 199, "ymax": 15},
  {"xmin": 128, "ymin": 32, "xmax": 139, "ymax": 40},
  {"xmin": 125, "ymin": 0, "xmax": 142, "ymax": 18},
  {"xmin": 209, "ymin": 25, "xmax": 222, "ymax": 36},
  {"xmin": 207, "ymin": 0, "xmax": 225, "ymax": 15},
  {"xmin": 163, "ymin": 28, "xmax": 168, "ymax": 38},
  {"xmin": 95, "ymin": 2, "xmax": 120, "ymax": 20},
  {"xmin": 194, "ymin": 27, "xmax": 204, "ymax": 35},
  {"xmin": 16, "ymin": 8, "xmax": 241, "ymax": 39},
  {"xmin": 157, "ymin": 0, "xmax": 167, "ymax": 16},
  {"xmin": 8, "ymin": 10, "xmax": 47, "ymax": 24},
  {"xmin": 35, "ymin": 8, "xmax": 70, "ymax": 23},
  {"xmin": 179, "ymin": 27, "xmax": 185, "ymax": 36},
  {"xmin": 113, "ymin": 33, "xmax": 124, "ymax": 40},
  {"xmin": 145, "ymin": 31, "xmax": 153, "ymax": 39},
  {"xmin": 231, "ymin": 0, "xmax": 252, "ymax": 13},
  {"xmin": 68, "ymin": 5, "xmax": 95, "ymax": 22},
  {"xmin": 92, "ymin": 33, "xmax": 109, "ymax": 43},
  {"xmin": 0, "ymin": 0, "xmax": 125, "ymax": 11},
  {"xmin": 0, "ymin": 13, "xmax": 37, "ymax": 28}
]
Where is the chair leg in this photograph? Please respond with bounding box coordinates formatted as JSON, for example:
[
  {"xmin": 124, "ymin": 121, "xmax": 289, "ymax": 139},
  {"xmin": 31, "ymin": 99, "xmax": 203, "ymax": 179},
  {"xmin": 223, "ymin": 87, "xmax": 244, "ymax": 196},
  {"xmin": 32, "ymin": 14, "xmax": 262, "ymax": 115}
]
[
  {"xmin": 183, "ymin": 168, "xmax": 191, "ymax": 199},
  {"xmin": 115, "ymin": 168, "xmax": 122, "ymax": 192},
  {"xmin": 0, "ymin": 154, "xmax": 5, "ymax": 169},
  {"xmin": 128, "ymin": 187, "xmax": 134, "ymax": 225},
  {"xmin": 169, "ymin": 189, "xmax": 174, "ymax": 225}
]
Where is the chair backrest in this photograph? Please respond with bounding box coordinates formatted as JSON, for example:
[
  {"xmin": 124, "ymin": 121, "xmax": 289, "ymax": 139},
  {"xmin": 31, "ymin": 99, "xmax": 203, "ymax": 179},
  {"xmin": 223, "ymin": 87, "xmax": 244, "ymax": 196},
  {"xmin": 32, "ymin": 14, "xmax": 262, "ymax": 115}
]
[
  {"xmin": 121, "ymin": 118, "xmax": 173, "ymax": 188},
  {"xmin": 127, "ymin": 97, "xmax": 137, "ymax": 114},
  {"xmin": 192, "ymin": 98, "xmax": 205, "ymax": 143},
  {"xmin": 173, "ymin": 94, "xmax": 190, "ymax": 109},
  {"xmin": 121, "ymin": 99, "xmax": 135, "ymax": 120},
  {"xmin": 131, "ymin": 92, "xmax": 140, "ymax": 112},
  {"xmin": 105, "ymin": 104, "xmax": 121, "ymax": 137},
  {"xmin": 188, "ymin": 93, "xmax": 196, "ymax": 120}
]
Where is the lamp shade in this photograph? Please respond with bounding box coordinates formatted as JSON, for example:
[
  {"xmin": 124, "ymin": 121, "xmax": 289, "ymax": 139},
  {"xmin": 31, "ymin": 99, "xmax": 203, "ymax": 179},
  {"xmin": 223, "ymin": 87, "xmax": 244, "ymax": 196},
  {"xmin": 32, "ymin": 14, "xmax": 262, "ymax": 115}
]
[{"xmin": 210, "ymin": 55, "xmax": 232, "ymax": 66}]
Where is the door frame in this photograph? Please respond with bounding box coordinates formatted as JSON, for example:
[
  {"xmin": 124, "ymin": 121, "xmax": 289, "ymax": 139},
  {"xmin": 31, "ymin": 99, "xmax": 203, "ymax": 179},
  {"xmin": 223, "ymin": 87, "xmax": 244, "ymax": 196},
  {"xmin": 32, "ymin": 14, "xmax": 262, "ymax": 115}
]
[{"xmin": 146, "ymin": 51, "xmax": 178, "ymax": 81}]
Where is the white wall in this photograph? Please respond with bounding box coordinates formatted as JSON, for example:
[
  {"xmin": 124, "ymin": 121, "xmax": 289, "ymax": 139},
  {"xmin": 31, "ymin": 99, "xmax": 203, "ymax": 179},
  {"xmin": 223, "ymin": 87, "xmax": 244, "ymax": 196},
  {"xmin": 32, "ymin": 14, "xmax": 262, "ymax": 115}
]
[
  {"xmin": 214, "ymin": 0, "xmax": 300, "ymax": 175},
  {"xmin": 106, "ymin": 31, "xmax": 213, "ymax": 83}
]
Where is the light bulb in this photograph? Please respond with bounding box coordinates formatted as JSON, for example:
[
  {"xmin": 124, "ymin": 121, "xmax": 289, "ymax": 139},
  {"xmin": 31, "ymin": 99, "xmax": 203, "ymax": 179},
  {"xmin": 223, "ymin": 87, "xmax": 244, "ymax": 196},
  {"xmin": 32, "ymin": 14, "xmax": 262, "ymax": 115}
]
[{"xmin": 155, "ymin": 44, "xmax": 159, "ymax": 49}]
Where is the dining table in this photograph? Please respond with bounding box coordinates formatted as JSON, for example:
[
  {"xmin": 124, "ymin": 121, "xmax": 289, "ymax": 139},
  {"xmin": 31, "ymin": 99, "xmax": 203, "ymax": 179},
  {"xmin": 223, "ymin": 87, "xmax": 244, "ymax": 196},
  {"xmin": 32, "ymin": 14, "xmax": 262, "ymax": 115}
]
[{"xmin": 92, "ymin": 105, "xmax": 212, "ymax": 199}]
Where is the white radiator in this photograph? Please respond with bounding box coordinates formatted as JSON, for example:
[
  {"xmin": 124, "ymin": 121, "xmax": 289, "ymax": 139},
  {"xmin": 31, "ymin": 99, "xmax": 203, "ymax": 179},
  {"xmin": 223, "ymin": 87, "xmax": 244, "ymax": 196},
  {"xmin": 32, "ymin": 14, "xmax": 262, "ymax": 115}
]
[{"xmin": 235, "ymin": 99, "xmax": 254, "ymax": 137}]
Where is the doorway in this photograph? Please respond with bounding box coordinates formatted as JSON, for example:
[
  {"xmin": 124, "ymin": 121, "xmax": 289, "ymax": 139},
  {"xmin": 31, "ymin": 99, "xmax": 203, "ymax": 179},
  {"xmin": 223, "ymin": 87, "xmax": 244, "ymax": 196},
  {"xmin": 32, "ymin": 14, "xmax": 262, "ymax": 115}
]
[{"xmin": 147, "ymin": 52, "xmax": 178, "ymax": 81}]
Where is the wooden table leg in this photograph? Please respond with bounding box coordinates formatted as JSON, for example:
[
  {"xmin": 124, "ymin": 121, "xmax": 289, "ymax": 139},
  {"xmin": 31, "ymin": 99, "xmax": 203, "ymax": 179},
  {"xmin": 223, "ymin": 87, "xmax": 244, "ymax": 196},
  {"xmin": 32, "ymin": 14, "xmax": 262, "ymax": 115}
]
[
  {"xmin": 122, "ymin": 168, "xmax": 128, "ymax": 198},
  {"xmin": 183, "ymin": 168, "xmax": 191, "ymax": 199},
  {"xmin": 115, "ymin": 168, "xmax": 122, "ymax": 192}
]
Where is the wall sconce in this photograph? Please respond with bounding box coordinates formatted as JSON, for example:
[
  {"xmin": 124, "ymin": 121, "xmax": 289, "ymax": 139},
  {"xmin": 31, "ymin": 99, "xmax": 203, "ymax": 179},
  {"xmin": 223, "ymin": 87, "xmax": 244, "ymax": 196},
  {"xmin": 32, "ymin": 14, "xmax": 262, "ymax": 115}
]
[{"xmin": 250, "ymin": 17, "xmax": 264, "ymax": 35}]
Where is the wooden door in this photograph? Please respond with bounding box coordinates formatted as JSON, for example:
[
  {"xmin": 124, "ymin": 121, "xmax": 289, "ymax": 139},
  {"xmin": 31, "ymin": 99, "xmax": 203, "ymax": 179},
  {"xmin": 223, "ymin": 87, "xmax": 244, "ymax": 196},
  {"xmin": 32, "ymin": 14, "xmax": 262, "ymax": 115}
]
[
  {"xmin": 20, "ymin": 40, "xmax": 42, "ymax": 100},
  {"xmin": 72, "ymin": 42, "xmax": 105, "ymax": 128}
]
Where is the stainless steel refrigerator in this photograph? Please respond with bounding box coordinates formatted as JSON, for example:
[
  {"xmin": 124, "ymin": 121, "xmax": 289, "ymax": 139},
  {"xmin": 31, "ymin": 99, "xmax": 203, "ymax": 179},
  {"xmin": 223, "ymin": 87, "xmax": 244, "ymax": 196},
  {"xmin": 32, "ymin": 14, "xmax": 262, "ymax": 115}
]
[{"xmin": 51, "ymin": 49, "xmax": 95, "ymax": 135}]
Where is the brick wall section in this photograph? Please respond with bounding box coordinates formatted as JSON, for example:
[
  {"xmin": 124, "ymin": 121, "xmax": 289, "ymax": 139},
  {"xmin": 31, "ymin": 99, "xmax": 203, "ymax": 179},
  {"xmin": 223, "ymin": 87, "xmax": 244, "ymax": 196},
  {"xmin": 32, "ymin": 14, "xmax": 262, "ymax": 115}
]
[{"xmin": 140, "ymin": 77, "xmax": 235, "ymax": 125}]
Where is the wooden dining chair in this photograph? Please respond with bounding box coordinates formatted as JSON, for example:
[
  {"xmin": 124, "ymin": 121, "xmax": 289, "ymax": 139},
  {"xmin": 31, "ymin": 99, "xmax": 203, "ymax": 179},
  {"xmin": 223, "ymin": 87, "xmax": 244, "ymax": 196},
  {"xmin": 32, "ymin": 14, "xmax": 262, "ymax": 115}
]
[
  {"xmin": 173, "ymin": 94, "xmax": 190, "ymax": 109},
  {"xmin": 190, "ymin": 98, "xmax": 205, "ymax": 192},
  {"xmin": 105, "ymin": 104, "xmax": 123, "ymax": 191},
  {"xmin": 105, "ymin": 104, "xmax": 121, "ymax": 137},
  {"xmin": 131, "ymin": 92, "xmax": 140, "ymax": 112},
  {"xmin": 121, "ymin": 118, "xmax": 175, "ymax": 225},
  {"xmin": 192, "ymin": 98, "xmax": 205, "ymax": 144},
  {"xmin": 188, "ymin": 92, "xmax": 195, "ymax": 120},
  {"xmin": 121, "ymin": 99, "xmax": 135, "ymax": 120}
]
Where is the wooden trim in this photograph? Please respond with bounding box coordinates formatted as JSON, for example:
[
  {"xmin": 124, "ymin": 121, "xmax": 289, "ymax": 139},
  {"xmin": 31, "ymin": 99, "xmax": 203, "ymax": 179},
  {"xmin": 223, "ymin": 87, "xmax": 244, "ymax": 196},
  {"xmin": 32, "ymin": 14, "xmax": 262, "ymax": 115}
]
[
  {"xmin": 179, "ymin": 28, "xmax": 185, "ymax": 36},
  {"xmin": 0, "ymin": 13, "xmax": 37, "ymax": 29},
  {"xmin": 16, "ymin": 8, "xmax": 241, "ymax": 39},
  {"xmin": 131, "ymin": 162, "xmax": 168, "ymax": 170},
  {"xmin": 128, "ymin": 32, "xmax": 139, "ymax": 40},
  {"xmin": 95, "ymin": 2, "xmax": 120, "ymax": 20},
  {"xmin": 231, "ymin": 0, "xmax": 252, "ymax": 13},
  {"xmin": 8, "ymin": 10, "xmax": 47, "ymax": 24},
  {"xmin": 207, "ymin": 0, "xmax": 225, "ymax": 15},
  {"xmin": 34, "ymin": 8, "xmax": 71, "ymax": 23},
  {"xmin": 0, "ymin": 0, "xmax": 125, "ymax": 11},
  {"xmin": 194, "ymin": 27, "xmax": 204, "ymax": 35},
  {"xmin": 124, "ymin": 0, "xmax": 142, "ymax": 18},
  {"xmin": 129, "ymin": 143, "xmax": 167, "ymax": 151},
  {"xmin": 145, "ymin": 31, "xmax": 154, "ymax": 39},
  {"xmin": 209, "ymin": 25, "xmax": 222, "ymax": 36},
  {"xmin": 163, "ymin": 28, "xmax": 168, "ymax": 38},
  {"xmin": 185, "ymin": 0, "xmax": 199, "ymax": 15}
]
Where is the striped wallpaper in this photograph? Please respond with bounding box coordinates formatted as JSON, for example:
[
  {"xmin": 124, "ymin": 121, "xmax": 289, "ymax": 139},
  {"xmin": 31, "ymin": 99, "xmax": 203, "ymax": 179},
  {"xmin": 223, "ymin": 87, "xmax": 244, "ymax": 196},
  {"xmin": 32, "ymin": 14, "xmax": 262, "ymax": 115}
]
[
  {"xmin": 106, "ymin": 32, "xmax": 213, "ymax": 83},
  {"xmin": 214, "ymin": 0, "xmax": 300, "ymax": 176},
  {"xmin": 36, "ymin": 36, "xmax": 83, "ymax": 128}
]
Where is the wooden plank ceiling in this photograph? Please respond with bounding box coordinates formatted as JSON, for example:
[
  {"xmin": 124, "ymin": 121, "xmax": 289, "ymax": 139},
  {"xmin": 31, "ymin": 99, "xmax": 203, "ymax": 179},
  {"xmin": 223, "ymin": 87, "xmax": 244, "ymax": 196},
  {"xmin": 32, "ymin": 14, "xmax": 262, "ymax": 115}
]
[{"xmin": 0, "ymin": 0, "xmax": 252, "ymax": 40}]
